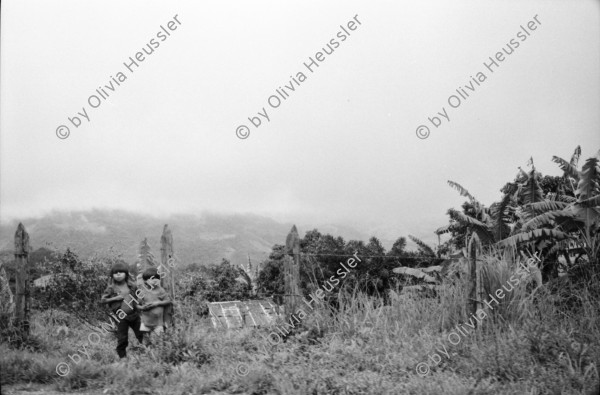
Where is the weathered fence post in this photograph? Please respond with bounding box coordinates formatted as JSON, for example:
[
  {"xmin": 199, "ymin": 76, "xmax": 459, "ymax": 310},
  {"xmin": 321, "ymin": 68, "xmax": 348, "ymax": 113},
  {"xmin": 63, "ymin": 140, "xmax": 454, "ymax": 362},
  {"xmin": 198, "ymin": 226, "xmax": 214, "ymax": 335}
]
[
  {"xmin": 160, "ymin": 225, "xmax": 175, "ymax": 299},
  {"xmin": 159, "ymin": 225, "xmax": 176, "ymax": 329},
  {"xmin": 284, "ymin": 225, "xmax": 301, "ymax": 318},
  {"xmin": 468, "ymin": 233, "xmax": 478, "ymax": 326},
  {"xmin": 14, "ymin": 223, "xmax": 31, "ymax": 336}
]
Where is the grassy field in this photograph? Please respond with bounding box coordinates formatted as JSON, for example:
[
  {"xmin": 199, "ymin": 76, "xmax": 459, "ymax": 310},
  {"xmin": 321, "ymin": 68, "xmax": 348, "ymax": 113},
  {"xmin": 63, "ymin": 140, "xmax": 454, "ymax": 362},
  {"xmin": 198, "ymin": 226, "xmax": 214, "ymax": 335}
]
[{"xmin": 2, "ymin": 260, "xmax": 599, "ymax": 395}]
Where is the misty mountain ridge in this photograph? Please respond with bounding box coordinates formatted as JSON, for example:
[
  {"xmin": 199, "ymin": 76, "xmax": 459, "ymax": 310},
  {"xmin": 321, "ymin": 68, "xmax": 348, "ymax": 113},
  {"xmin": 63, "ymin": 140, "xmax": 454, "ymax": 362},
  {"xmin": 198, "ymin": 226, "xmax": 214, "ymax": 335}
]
[{"xmin": 0, "ymin": 209, "xmax": 392, "ymax": 268}]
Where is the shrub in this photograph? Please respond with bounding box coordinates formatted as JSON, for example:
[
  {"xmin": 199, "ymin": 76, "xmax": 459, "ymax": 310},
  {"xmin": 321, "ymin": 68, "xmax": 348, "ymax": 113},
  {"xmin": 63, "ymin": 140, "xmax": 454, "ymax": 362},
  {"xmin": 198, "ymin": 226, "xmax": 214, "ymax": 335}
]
[{"xmin": 32, "ymin": 249, "xmax": 121, "ymax": 324}]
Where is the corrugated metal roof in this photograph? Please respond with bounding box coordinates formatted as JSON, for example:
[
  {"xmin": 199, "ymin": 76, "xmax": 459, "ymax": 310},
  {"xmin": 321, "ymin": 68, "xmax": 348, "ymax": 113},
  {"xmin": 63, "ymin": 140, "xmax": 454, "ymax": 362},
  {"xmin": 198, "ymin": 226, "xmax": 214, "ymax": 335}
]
[{"xmin": 208, "ymin": 299, "xmax": 282, "ymax": 330}]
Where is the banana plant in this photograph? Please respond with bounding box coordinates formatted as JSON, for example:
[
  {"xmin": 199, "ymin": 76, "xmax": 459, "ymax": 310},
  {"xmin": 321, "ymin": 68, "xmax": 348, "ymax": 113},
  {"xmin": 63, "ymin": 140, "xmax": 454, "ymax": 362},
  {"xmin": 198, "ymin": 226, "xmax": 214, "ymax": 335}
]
[
  {"xmin": 502, "ymin": 148, "xmax": 600, "ymax": 265},
  {"xmin": 441, "ymin": 146, "xmax": 600, "ymax": 268},
  {"xmin": 555, "ymin": 150, "xmax": 600, "ymax": 264},
  {"xmin": 237, "ymin": 255, "xmax": 258, "ymax": 295}
]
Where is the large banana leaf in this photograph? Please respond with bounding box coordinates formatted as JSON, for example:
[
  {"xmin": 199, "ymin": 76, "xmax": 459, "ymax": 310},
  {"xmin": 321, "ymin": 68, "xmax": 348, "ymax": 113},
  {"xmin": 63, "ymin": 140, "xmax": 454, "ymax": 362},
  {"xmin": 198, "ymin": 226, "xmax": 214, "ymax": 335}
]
[
  {"xmin": 547, "ymin": 239, "xmax": 572, "ymax": 256},
  {"xmin": 448, "ymin": 181, "xmax": 479, "ymax": 204},
  {"xmin": 544, "ymin": 193, "xmax": 577, "ymax": 203},
  {"xmin": 570, "ymin": 205, "xmax": 600, "ymax": 229},
  {"xmin": 523, "ymin": 201, "xmax": 570, "ymax": 213},
  {"xmin": 570, "ymin": 145, "xmax": 582, "ymax": 167},
  {"xmin": 447, "ymin": 209, "xmax": 495, "ymax": 242},
  {"xmin": 490, "ymin": 191, "xmax": 517, "ymax": 241},
  {"xmin": 434, "ymin": 225, "xmax": 451, "ymax": 235},
  {"xmin": 520, "ymin": 210, "xmax": 576, "ymax": 232},
  {"xmin": 392, "ymin": 266, "xmax": 438, "ymax": 283},
  {"xmin": 408, "ymin": 235, "xmax": 436, "ymax": 256},
  {"xmin": 552, "ymin": 156, "xmax": 581, "ymax": 180},
  {"xmin": 576, "ymin": 158, "xmax": 600, "ymax": 201},
  {"xmin": 497, "ymin": 228, "xmax": 571, "ymax": 248},
  {"xmin": 520, "ymin": 168, "xmax": 545, "ymax": 205},
  {"xmin": 448, "ymin": 209, "xmax": 488, "ymax": 228},
  {"xmin": 237, "ymin": 267, "xmax": 253, "ymax": 288},
  {"xmin": 579, "ymin": 194, "xmax": 600, "ymax": 208},
  {"xmin": 573, "ymin": 157, "xmax": 600, "ymax": 228}
]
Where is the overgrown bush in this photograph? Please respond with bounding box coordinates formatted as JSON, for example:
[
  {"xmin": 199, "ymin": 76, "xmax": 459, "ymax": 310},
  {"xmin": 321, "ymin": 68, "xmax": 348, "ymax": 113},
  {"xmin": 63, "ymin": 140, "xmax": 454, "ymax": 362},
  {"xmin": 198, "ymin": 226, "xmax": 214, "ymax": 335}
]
[
  {"xmin": 32, "ymin": 249, "xmax": 125, "ymax": 324},
  {"xmin": 178, "ymin": 259, "xmax": 252, "ymax": 302}
]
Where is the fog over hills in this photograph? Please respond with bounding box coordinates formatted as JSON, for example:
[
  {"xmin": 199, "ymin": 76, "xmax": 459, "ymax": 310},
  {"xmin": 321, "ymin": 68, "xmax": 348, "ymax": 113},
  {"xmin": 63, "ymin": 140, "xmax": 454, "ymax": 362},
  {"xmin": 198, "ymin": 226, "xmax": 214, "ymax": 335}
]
[{"xmin": 0, "ymin": 209, "xmax": 386, "ymax": 267}]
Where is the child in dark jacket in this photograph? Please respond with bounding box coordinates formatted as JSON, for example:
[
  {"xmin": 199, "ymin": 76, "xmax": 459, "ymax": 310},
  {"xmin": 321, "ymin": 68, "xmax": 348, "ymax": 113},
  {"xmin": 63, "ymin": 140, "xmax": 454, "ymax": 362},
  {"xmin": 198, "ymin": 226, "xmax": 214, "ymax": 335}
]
[{"xmin": 100, "ymin": 262, "xmax": 144, "ymax": 359}]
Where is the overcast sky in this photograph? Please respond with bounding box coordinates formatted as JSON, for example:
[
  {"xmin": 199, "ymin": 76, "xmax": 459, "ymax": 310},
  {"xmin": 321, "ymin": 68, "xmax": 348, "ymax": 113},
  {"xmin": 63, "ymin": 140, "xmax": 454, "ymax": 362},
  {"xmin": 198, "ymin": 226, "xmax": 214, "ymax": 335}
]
[{"xmin": 1, "ymin": 0, "xmax": 599, "ymax": 245}]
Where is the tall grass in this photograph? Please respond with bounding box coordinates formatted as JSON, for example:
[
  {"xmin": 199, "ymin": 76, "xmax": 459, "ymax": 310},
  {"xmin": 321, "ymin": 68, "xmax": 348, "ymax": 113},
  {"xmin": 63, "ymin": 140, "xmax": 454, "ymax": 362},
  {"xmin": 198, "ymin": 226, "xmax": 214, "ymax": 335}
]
[
  {"xmin": 479, "ymin": 252, "xmax": 537, "ymax": 327},
  {"xmin": 1, "ymin": 254, "xmax": 599, "ymax": 394}
]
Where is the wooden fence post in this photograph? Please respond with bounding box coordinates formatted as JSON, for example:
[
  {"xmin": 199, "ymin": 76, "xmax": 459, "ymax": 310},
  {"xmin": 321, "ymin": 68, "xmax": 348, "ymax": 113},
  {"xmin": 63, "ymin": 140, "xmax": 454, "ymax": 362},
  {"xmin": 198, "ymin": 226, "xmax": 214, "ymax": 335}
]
[
  {"xmin": 468, "ymin": 233, "xmax": 478, "ymax": 326},
  {"xmin": 284, "ymin": 225, "xmax": 301, "ymax": 318},
  {"xmin": 14, "ymin": 223, "xmax": 31, "ymax": 336},
  {"xmin": 160, "ymin": 225, "xmax": 175, "ymax": 328},
  {"xmin": 160, "ymin": 225, "xmax": 175, "ymax": 299}
]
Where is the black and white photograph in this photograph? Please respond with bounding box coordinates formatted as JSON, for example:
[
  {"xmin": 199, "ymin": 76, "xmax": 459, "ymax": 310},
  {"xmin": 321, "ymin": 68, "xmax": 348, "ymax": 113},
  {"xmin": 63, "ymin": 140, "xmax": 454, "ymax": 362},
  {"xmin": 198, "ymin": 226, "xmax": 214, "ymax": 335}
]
[{"xmin": 1, "ymin": 1, "xmax": 599, "ymax": 394}]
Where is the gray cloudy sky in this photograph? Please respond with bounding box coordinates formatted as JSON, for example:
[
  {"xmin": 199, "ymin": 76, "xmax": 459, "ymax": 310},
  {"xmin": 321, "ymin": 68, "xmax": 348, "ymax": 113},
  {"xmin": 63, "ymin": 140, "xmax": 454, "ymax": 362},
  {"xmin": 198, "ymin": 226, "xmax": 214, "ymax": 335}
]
[{"xmin": 1, "ymin": 0, "xmax": 599, "ymax": 245}]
